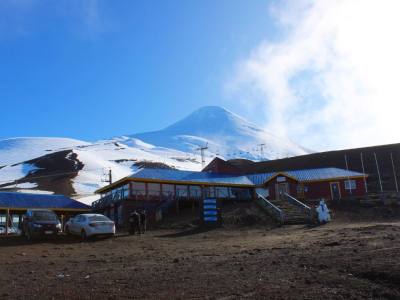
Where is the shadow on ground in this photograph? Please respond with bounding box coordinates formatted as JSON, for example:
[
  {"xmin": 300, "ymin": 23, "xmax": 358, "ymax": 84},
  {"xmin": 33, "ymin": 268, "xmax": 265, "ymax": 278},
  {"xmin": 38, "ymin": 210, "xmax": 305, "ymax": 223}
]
[{"xmin": 156, "ymin": 226, "xmax": 216, "ymax": 238}]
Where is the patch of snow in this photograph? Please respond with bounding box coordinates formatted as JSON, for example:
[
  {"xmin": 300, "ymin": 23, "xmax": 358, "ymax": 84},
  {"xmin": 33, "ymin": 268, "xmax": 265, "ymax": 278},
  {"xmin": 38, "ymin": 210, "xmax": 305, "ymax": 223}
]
[
  {"xmin": 73, "ymin": 194, "xmax": 100, "ymax": 205},
  {"xmin": 0, "ymin": 163, "xmax": 39, "ymax": 184},
  {"xmin": 14, "ymin": 182, "xmax": 38, "ymax": 188},
  {"xmin": 15, "ymin": 189, "xmax": 54, "ymax": 194},
  {"xmin": 0, "ymin": 137, "xmax": 89, "ymax": 165}
]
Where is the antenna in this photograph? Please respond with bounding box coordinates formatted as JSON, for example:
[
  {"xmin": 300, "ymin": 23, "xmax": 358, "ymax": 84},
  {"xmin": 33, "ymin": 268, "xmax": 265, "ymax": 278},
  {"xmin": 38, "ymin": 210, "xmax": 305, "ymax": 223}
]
[{"xmin": 196, "ymin": 143, "xmax": 208, "ymax": 168}]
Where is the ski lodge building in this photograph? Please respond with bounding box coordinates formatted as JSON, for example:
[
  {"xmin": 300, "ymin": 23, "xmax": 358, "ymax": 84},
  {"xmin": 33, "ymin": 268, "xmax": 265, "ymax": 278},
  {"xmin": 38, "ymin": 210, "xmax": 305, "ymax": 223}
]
[{"xmin": 93, "ymin": 166, "xmax": 367, "ymax": 226}]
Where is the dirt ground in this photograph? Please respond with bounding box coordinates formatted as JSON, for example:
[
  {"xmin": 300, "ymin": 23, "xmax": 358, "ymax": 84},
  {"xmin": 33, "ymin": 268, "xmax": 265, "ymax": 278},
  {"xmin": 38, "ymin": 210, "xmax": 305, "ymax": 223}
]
[{"xmin": 1, "ymin": 205, "xmax": 400, "ymax": 299}]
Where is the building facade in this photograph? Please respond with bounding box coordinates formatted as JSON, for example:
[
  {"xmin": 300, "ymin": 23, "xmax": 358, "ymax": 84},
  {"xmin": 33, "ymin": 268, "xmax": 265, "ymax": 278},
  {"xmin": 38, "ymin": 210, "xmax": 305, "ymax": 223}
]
[
  {"xmin": 93, "ymin": 167, "xmax": 368, "ymax": 228},
  {"xmin": 247, "ymin": 167, "xmax": 367, "ymax": 202},
  {"xmin": 93, "ymin": 168, "xmax": 255, "ymax": 228}
]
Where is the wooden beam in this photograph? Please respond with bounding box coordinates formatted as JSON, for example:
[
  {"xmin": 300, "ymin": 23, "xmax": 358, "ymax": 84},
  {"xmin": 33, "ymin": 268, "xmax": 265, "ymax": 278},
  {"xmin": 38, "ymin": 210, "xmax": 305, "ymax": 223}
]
[{"xmin": 5, "ymin": 209, "xmax": 10, "ymax": 235}]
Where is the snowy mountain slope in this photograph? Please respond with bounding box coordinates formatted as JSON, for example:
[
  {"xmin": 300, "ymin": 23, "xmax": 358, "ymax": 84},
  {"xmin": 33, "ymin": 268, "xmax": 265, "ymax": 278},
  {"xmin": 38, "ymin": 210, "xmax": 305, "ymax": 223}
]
[
  {"xmin": 0, "ymin": 137, "xmax": 89, "ymax": 166},
  {"xmin": 0, "ymin": 138, "xmax": 203, "ymax": 201},
  {"xmin": 129, "ymin": 106, "xmax": 309, "ymax": 160},
  {"xmin": 70, "ymin": 141, "xmax": 202, "ymax": 197}
]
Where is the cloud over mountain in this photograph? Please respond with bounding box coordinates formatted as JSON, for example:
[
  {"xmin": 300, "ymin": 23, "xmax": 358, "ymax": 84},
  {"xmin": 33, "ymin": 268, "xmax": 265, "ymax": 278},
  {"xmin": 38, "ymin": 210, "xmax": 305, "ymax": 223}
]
[{"xmin": 229, "ymin": 0, "xmax": 400, "ymax": 151}]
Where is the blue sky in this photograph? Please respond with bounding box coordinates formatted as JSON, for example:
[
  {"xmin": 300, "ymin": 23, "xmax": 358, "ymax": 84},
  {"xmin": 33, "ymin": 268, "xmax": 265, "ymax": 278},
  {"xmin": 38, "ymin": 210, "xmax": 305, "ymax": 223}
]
[
  {"xmin": 2, "ymin": 0, "xmax": 400, "ymax": 151},
  {"xmin": 0, "ymin": 0, "xmax": 278, "ymax": 141}
]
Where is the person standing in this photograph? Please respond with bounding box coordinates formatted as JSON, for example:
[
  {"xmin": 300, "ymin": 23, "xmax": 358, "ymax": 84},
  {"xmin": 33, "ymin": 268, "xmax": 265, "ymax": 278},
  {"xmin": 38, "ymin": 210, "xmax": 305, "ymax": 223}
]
[
  {"xmin": 139, "ymin": 209, "xmax": 147, "ymax": 234},
  {"xmin": 128, "ymin": 210, "xmax": 140, "ymax": 235}
]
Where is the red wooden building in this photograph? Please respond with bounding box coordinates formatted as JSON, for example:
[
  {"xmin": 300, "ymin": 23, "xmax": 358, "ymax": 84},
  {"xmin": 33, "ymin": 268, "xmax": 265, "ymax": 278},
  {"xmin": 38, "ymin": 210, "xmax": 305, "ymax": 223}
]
[{"xmin": 247, "ymin": 167, "xmax": 368, "ymax": 202}]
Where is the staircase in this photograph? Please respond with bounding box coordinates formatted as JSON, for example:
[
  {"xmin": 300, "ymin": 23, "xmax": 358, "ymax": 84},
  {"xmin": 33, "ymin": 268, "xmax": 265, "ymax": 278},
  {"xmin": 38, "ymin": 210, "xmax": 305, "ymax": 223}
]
[{"xmin": 256, "ymin": 193, "xmax": 312, "ymax": 225}]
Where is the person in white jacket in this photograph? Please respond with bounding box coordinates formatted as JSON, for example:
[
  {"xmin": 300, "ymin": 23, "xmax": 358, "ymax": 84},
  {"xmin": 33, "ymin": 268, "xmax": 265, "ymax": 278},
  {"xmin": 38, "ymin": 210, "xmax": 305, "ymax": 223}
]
[{"xmin": 316, "ymin": 200, "xmax": 331, "ymax": 223}]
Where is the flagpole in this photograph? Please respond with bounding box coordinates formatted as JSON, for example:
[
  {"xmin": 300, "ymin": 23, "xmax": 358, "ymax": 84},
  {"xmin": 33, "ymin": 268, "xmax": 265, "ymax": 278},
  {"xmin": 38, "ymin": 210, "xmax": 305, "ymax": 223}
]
[{"xmin": 360, "ymin": 152, "xmax": 368, "ymax": 194}]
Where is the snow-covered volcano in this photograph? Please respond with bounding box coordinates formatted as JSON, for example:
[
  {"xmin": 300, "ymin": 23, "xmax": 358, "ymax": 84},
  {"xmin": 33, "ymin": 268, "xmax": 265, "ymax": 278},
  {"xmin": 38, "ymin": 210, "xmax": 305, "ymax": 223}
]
[{"xmin": 129, "ymin": 106, "xmax": 308, "ymax": 160}]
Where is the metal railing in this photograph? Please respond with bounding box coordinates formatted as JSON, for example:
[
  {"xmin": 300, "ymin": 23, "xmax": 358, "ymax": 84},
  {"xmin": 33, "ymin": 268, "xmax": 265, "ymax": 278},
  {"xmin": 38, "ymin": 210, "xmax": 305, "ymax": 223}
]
[
  {"xmin": 283, "ymin": 192, "xmax": 312, "ymax": 220},
  {"xmin": 284, "ymin": 193, "xmax": 311, "ymax": 211},
  {"xmin": 256, "ymin": 193, "xmax": 284, "ymax": 224},
  {"xmin": 92, "ymin": 190, "xmax": 130, "ymax": 210}
]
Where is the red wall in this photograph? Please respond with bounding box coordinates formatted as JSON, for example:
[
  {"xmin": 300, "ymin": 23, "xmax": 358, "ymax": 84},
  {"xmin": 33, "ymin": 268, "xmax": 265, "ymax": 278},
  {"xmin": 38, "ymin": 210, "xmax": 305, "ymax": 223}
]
[
  {"xmin": 304, "ymin": 178, "xmax": 366, "ymax": 200},
  {"xmin": 266, "ymin": 175, "xmax": 366, "ymax": 201}
]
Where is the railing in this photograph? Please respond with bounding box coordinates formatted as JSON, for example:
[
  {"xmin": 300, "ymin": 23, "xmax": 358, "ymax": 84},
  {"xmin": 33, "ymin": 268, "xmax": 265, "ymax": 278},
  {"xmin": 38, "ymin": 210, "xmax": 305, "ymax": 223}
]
[
  {"xmin": 283, "ymin": 192, "xmax": 312, "ymax": 220},
  {"xmin": 284, "ymin": 193, "xmax": 311, "ymax": 210},
  {"xmin": 92, "ymin": 190, "xmax": 130, "ymax": 210},
  {"xmin": 256, "ymin": 193, "xmax": 284, "ymax": 224}
]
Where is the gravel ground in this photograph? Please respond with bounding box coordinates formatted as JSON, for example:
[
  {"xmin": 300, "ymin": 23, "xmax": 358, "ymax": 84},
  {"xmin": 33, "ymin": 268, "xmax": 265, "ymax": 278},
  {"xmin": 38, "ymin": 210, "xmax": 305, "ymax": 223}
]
[{"xmin": 1, "ymin": 208, "xmax": 400, "ymax": 299}]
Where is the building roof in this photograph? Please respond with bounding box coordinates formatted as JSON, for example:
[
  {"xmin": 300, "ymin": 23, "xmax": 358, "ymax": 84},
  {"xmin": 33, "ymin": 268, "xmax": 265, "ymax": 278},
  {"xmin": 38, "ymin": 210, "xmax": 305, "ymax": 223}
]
[
  {"xmin": 246, "ymin": 167, "xmax": 366, "ymax": 185},
  {"xmin": 95, "ymin": 167, "xmax": 367, "ymax": 194},
  {"xmin": 0, "ymin": 192, "xmax": 91, "ymax": 211},
  {"xmin": 202, "ymin": 157, "xmax": 242, "ymax": 174},
  {"xmin": 96, "ymin": 168, "xmax": 255, "ymax": 193}
]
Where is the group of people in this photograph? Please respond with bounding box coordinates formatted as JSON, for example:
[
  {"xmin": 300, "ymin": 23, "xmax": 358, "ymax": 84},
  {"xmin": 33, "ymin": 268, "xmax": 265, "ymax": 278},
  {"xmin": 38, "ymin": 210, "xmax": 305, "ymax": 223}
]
[{"xmin": 128, "ymin": 209, "xmax": 147, "ymax": 235}]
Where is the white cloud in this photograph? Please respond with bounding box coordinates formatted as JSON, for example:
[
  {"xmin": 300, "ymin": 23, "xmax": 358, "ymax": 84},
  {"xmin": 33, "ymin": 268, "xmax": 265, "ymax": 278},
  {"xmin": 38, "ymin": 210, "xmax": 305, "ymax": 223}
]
[{"xmin": 229, "ymin": 0, "xmax": 400, "ymax": 151}]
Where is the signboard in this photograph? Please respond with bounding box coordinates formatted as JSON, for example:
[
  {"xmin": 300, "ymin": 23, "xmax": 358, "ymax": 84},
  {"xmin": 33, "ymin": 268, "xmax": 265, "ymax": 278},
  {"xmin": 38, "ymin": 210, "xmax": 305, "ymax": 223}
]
[
  {"xmin": 202, "ymin": 198, "xmax": 220, "ymax": 224},
  {"xmin": 276, "ymin": 176, "xmax": 286, "ymax": 182}
]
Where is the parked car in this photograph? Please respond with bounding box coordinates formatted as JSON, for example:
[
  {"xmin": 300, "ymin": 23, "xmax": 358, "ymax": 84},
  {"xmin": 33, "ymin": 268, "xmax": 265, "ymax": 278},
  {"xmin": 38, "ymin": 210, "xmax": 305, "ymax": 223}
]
[
  {"xmin": 64, "ymin": 214, "xmax": 115, "ymax": 240},
  {"xmin": 21, "ymin": 209, "xmax": 62, "ymax": 240}
]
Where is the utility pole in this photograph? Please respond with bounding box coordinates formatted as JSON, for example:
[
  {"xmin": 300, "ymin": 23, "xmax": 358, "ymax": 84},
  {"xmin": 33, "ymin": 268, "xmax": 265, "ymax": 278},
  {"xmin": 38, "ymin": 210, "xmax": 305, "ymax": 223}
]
[
  {"xmin": 258, "ymin": 143, "xmax": 266, "ymax": 160},
  {"xmin": 101, "ymin": 168, "xmax": 112, "ymax": 185},
  {"xmin": 196, "ymin": 143, "xmax": 208, "ymax": 168},
  {"xmin": 344, "ymin": 154, "xmax": 352, "ymax": 194},
  {"xmin": 390, "ymin": 153, "xmax": 398, "ymax": 193},
  {"xmin": 374, "ymin": 152, "xmax": 383, "ymax": 193},
  {"xmin": 360, "ymin": 152, "xmax": 368, "ymax": 194}
]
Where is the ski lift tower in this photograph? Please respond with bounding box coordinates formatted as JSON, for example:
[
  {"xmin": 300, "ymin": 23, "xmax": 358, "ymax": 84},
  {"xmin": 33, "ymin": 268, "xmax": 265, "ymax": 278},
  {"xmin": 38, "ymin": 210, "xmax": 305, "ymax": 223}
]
[{"xmin": 196, "ymin": 143, "xmax": 208, "ymax": 168}]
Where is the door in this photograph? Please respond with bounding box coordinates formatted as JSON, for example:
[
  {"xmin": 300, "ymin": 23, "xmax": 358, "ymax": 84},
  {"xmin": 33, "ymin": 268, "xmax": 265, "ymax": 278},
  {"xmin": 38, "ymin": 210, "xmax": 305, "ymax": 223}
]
[
  {"xmin": 297, "ymin": 184, "xmax": 305, "ymax": 199},
  {"xmin": 275, "ymin": 183, "xmax": 289, "ymax": 200},
  {"xmin": 70, "ymin": 215, "xmax": 81, "ymax": 234},
  {"xmin": 330, "ymin": 182, "xmax": 341, "ymax": 201}
]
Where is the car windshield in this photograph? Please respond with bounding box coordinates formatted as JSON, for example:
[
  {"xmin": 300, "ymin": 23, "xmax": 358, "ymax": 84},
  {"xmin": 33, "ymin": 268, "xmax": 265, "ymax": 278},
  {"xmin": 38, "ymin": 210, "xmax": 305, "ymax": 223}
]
[
  {"xmin": 88, "ymin": 215, "xmax": 110, "ymax": 222},
  {"xmin": 32, "ymin": 211, "xmax": 58, "ymax": 221}
]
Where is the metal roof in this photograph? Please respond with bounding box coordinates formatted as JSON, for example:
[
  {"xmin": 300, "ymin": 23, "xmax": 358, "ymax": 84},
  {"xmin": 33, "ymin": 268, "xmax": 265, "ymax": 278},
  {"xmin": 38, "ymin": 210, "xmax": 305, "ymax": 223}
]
[
  {"xmin": 246, "ymin": 167, "xmax": 366, "ymax": 185},
  {"xmin": 0, "ymin": 192, "xmax": 91, "ymax": 210},
  {"xmin": 129, "ymin": 168, "xmax": 255, "ymax": 186}
]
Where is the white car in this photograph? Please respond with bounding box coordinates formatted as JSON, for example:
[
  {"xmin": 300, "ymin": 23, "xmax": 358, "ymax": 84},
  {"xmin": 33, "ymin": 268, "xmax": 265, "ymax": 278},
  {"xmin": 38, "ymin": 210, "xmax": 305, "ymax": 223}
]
[{"xmin": 65, "ymin": 214, "xmax": 115, "ymax": 240}]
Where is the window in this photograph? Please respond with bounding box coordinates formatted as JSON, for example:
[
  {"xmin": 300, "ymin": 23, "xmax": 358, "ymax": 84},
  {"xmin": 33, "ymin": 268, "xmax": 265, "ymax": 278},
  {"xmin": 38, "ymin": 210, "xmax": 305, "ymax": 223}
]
[
  {"xmin": 216, "ymin": 187, "xmax": 229, "ymax": 198},
  {"xmin": 205, "ymin": 187, "xmax": 215, "ymax": 198},
  {"xmin": 189, "ymin": 186, "xmax": 202, "ymax": 198},
  {"xmin": 122, "ymin": 184, "xmax": 130, "ymax": 198},
  {"xmin": 161, "ymin": 184, "xmax": 174, "ymax": 197},
  {"xmin": 131, "ymin": 182, "xmax": 146, "ymax": 196},
  {"xmin": 230, "ymin": 188, "xmax": 252, "ymax": 200},
  {"xmin": 88, "ymin": 215, "xmax": 110, "ymax": 222},
  {"xmin": 345, "ymin": 180, "xmax": 356, "ymax": 190},
  {"xmin": 176, "ymin": 185, "xmax": 188, "ymax": 197},
  {"xmin": 148, "ymin": 183, "xmax": 161, "ymax": 197}
]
